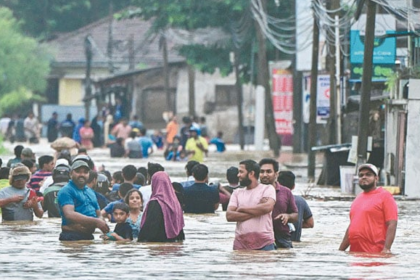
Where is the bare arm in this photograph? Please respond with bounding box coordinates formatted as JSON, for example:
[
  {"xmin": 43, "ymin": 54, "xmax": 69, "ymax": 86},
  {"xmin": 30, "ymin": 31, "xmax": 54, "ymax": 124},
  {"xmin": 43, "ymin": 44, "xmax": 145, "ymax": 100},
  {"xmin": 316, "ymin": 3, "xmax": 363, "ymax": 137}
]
[
  {"xmin": 226, "ymin": 205, "xmax": 254, "ymax": 222},
  {"xmin": 237, "ymin": 197, "xmax": 275, "ymax": 216},
  {"xmin": 339, "ymin": 226, "xmax": 350, "ymax": 251},
  {"xmin": 274, "ymin": 212, "xmax": 298, "ymax": 225},
  {"xmin": 219, "ymin": 186, "xmax": 232, "ymax": 199},
  {"xmin": 0, "ymin": 196, "xmax": 24, "ymax": 207},
  {"xmin": 302, "ymin": 216, "xmax": 314, "ymax": 228},
  {"xmin": 110, "ymin": 232, "xmax": 131, "ymax": 242},
  {"xmin": 30, "ymin": 198, "xmax": 44, "ymax": 218},
  {"xmin": 63, "ymin": 205, "xmax": 109, "ymax": 233},
  {"xmin": 382, "ymin": 220, "xmax": 397, "ymax": 253}
]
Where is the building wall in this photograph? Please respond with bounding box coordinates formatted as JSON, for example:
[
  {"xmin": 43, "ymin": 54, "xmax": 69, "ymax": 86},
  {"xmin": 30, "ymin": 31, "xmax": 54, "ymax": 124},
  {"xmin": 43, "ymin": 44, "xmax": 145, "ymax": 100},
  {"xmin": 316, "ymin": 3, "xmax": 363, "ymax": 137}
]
[
  {"xmin": 403, "ymin": 79, "xmax": 420, "ymax": 198},
  {"xmin": 59, "ymin": 78, "xmax": 84, "ymax": 105},
  {"xmin": 53, "ymin": 66, "xmax": 110, "ymax": 106},
  {"xmin": 176, "ymin": 68, "xmax": 254, "ymax": 143},
  {"xmin": 133, "ymin": 67, "xmax": 179, "ymax": 129}
]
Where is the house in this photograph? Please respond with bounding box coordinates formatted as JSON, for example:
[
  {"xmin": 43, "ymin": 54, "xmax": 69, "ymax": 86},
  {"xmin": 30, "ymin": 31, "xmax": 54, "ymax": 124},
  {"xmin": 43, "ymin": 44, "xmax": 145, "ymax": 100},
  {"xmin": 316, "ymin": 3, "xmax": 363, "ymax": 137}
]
[
  {"xmin": 44, "ymin": 14, "xmax": 253, "ymax": 142},
  {"xmin": 45, "ymin": 16, "xmax": 184, "ymax": 106}
]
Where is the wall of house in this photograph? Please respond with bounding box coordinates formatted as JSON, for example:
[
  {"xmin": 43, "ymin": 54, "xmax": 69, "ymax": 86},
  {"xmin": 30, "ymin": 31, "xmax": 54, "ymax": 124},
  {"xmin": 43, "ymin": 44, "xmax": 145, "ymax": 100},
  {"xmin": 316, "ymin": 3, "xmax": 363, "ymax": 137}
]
[
  {"xmin": 53, "ymin": 66, "xmax": 111, "ymax": 106},
  {"xmin": 176, "ymin": 68, "xmax": 254, "ymax": 143},
  {"xmin": 132, "ymin": 67, "xmax": 179, "ymax": 129},
  {"xmin": 59, "ymin": 78, "xmax": 84, "ymax": 105}
]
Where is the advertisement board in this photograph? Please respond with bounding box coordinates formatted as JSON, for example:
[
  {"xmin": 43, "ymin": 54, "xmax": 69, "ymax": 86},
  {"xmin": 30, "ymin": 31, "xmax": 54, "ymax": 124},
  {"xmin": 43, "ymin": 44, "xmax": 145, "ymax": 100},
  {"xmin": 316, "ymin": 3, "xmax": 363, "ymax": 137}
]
[
  {"xmin": 272, "ymin": 69, "xmax": 293, "ymax": 145},
  {"xmin": 302, "ymin": 74, "xmax": 331, "ymax": 124},
  {"xmin": 350, "ymin": 14, "xmax": 396, "ymax": 64}
]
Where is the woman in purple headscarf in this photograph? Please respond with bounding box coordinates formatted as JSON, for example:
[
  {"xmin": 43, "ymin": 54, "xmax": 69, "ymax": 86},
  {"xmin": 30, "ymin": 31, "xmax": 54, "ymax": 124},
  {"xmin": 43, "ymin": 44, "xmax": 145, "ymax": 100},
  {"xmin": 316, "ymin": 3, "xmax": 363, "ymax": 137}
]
[{"xmin": 137, "ymin": 171, "xmax": 185, "ymax": 242}]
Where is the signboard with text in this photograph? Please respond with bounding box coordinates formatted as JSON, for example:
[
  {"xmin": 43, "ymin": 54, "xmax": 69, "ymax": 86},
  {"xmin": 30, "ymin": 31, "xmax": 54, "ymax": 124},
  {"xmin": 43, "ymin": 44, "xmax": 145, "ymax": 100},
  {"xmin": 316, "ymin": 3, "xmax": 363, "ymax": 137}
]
[
  {"xmin": 302, "ymin": 74, "xmax": 331, "ymax": 124},
  {"xmin": 272, "ymin": 69, "xmax": 293, "ymax": 145},
  {"xmin": 350, "ymin": 14, "xmax": 396, "ymax": 64}
]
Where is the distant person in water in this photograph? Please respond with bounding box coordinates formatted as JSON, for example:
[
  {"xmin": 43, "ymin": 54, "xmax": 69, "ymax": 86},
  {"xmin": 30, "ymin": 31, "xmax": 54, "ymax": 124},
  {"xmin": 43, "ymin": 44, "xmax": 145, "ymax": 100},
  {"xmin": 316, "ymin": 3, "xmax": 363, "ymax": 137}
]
[{"xmin": 209, "ymin": 131, "xmax": 226, "ymax": 153}]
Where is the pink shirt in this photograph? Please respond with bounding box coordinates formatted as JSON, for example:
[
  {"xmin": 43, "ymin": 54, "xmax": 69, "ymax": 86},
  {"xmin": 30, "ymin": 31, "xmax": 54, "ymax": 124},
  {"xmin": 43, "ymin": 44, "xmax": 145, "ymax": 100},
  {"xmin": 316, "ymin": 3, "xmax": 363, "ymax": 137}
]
[
  {"xmin": 228, "ymin": 183, "xmax": 276, "ymax": 250},
  {"xmin": 112, "ymin": 123, "xmax": 132, "ymax": 139}
]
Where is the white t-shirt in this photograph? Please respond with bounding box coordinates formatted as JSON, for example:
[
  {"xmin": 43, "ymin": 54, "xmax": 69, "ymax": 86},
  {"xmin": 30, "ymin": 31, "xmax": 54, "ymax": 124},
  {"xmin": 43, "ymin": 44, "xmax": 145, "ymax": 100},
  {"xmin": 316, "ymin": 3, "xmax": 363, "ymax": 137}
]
[{"xmin": 140, "ymin": 185, "xmax": 152, "ymax": 207}]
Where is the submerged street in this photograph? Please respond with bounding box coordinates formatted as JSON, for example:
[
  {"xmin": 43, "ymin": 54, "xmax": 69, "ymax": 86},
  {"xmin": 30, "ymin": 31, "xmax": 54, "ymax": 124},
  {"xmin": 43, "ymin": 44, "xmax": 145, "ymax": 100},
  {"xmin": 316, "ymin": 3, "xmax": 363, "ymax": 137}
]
[{"xmin": 0, "ymin": 140, "xmax": 418, "ymax": 279}]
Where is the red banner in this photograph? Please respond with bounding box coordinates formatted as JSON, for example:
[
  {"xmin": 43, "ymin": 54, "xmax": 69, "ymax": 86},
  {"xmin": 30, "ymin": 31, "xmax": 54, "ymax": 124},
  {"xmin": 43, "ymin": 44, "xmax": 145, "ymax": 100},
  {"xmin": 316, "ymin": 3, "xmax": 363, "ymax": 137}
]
[{"xmin": 272, "ymin": 69, "xmax": 293, "ymax": 139}]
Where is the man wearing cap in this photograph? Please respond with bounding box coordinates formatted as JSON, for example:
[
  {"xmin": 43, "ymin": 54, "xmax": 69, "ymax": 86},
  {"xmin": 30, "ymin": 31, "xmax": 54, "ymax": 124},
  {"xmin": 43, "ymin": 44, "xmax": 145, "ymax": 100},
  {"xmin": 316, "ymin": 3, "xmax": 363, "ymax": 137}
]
[
  {"xmin": 0, "ymin": 165, "xmax": 44, "ymax": 221},
  {"xmin": 57, "ymin": 160, "xmax": 109, "ymax": 240},
  {"xmin": 21, "ymin": 147, "xmax": 35, "ymax": 162},
  {"xmin": 185, "ymin": 126, "xmax": 208, "ymax": 163},
  {"xmin": 339, "ymin": 164, "xmax": 398, "ymax": 254}
]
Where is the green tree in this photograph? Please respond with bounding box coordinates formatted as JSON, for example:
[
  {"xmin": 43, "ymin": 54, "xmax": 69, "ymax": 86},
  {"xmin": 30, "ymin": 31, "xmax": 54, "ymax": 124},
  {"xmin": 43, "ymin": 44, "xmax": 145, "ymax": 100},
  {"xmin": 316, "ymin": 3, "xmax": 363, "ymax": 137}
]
[
  {"xmin": 128, "ymin": 0, "xmax": 292, "ymax": 155},
  {"xmin": 0, "ymin": 7, "xmax": 50, "ymax": 115},
  {"xmin": 0, "ymin": 0, "xmax": 131, "ymax": 39}
]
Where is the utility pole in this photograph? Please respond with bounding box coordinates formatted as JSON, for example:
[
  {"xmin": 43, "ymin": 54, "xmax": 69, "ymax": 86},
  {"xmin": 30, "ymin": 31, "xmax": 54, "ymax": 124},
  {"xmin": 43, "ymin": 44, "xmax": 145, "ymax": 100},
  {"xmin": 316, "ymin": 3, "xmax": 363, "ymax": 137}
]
[
  {"xmin": 327, "ymin": 0, "xmax": 338, "ymax": 144},
  {"xmin": 254, "ymin": 0, "xmax": 281, "ymax": 157},
  {"xmin": 161, "ymin": 35, "xmax": 172, "ymax": 113},
  {"xmin": 308, "ymin": 3, "xmax": 320, "ymax": 180},
  {"xmin": 356, "ymin": 0, "xmax": 376, "ymax": 166},
  {"xmin": 128, "ymin": 34, "xmax": 135, "ymax": 70},
  {"xmin": 84, "ymin": 36, "xmax": 93, "ymax": 121},
  {"xmin": 107, "ymin": 1, "xmax": 114, "ymax": 73},
  {"xmin": 292, "ymin": 0, "xmax": 303, "ymax": 153},
  {"xmin": 188, "ymin": 65, "xmax": 195, "ymax": 116}
]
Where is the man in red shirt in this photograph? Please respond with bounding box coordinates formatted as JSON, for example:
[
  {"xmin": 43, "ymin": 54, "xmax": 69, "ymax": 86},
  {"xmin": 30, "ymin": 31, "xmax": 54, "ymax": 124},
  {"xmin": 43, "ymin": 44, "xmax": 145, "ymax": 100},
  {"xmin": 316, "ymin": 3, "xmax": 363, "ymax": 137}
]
[{"xmin": 339, "ymin": 164, "xmax": 398, "ymax": 254}]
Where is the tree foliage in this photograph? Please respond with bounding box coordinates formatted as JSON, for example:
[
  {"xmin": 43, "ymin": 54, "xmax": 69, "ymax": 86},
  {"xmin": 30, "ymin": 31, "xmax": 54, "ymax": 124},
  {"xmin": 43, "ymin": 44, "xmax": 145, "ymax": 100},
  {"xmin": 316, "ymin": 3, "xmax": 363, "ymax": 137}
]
[
  {"xmin": 0, "ymin": 7, "xmax": 50, "ymax": 114},
  {"xmin": 0, "ymin": 0, "xmax": 131, "ymax": 39},
  {"xmin": 128, "ymin": 0, "xmax": 293, "ymax": 81}
]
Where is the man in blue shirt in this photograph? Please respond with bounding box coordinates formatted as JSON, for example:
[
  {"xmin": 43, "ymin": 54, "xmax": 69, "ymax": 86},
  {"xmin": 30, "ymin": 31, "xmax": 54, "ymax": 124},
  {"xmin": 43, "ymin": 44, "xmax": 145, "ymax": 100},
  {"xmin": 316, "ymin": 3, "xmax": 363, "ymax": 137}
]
[
  {"xmin": 184, "ymin": 164, "xmax": 219, "ymax": 213},
  {"xmin": 278, "ymin": 171, "xmax": 314, "ymax": 242},
  {"xmin": 57, "ymin": 160, "xmax": 109, "ymax": 241},
  {"xmin": 209, "ymin": 131, "xmax": 226, "ymax": 153},
  {"xmin": 138, "ymin": 128, "xmax": 154, "ymax": 158}
]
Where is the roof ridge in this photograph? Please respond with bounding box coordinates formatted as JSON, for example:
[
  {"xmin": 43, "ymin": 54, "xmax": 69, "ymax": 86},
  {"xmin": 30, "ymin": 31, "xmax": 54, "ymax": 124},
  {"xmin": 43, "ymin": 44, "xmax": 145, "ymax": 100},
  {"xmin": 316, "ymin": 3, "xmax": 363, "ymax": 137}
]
[{"xmin": 50, "ymin": 8, "xmax": 144, "ymax": 43}]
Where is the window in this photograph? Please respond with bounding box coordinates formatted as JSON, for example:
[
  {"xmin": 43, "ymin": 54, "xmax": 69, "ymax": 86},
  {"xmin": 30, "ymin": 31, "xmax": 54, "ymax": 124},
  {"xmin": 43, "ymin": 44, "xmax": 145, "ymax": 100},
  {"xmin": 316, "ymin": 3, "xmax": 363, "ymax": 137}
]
[{"xmin": 215, "ymin": 85, "xmax": 236, "ymax": 107}]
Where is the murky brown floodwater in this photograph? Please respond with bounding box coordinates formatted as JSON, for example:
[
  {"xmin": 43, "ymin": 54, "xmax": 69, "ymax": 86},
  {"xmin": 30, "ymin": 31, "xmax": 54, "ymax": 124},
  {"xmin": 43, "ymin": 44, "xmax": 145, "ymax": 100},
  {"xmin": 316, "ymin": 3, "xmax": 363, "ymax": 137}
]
[{"xmin": 1, "ymin": 142, "xmax": 419, "ymax": 279}]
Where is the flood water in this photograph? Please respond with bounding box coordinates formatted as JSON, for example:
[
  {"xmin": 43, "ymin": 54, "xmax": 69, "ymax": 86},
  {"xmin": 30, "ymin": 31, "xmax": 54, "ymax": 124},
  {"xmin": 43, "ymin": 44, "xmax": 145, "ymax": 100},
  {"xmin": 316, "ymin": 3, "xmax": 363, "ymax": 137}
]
[{"xmin": 1, "ymin": 142, "xmax": 419, "ymax": 279}]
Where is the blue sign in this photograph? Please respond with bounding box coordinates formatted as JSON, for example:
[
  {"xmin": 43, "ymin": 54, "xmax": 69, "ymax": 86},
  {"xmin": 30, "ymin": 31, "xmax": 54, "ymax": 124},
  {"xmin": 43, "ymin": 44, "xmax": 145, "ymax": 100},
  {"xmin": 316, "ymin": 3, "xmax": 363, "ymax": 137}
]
[{"xmin": 350, "ymin": 30, "xmax": 396, "ymax": 64}]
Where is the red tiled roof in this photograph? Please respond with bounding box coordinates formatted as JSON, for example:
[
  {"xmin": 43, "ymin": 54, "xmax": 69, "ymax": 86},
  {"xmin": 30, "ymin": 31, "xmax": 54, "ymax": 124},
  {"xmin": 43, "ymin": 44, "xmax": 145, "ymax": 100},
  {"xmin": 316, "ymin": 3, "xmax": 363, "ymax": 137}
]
[{"xmin": 48, "ymin": 16, "xmax": 184, "ymax": 71}]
